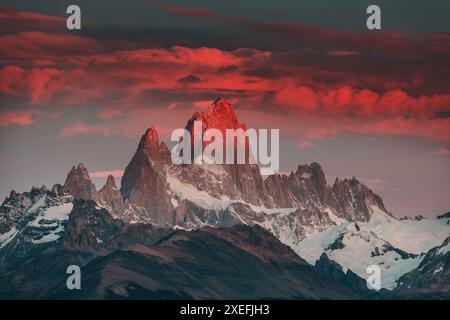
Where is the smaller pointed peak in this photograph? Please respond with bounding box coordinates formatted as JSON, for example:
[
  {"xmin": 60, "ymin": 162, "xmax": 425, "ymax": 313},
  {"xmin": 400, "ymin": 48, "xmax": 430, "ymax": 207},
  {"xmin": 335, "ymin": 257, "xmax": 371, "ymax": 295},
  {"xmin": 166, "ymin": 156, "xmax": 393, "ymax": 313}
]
[
  {"xmin": 350, "ymin": 176, "xmax": 361, "ymax": 184},
  {"xmin": 9, "ymin": 190, "xmax": 17, "ymax": 198},
  {"xmin": 209, "ymin": 98, "xmax": 234, "ymax": 113},
  {"xmin": 186, "ymin": 98, "xmax": 245, "ymax": 134},
  {"xmin": 295, "ymin": 164, "xmax": 309, "ymax": 173},
  {"xmin": 51, "ymin": 184, "xmax": 68, "ymax": 197},
  {"xmin": 68, "ymin": 163, "xmax": 90, "ymax": 176},
  {"xmin": 68, "ymin": 163, "xmax": 90, "ymax": 177},
  {"xmin": 159, "ymin": 142, "xmax": 170, "ymax": 153},
  {"xmin": 64, "ymin": 163, "xmax": 97, "ymax": 200},
  {"xmin": 105, "ymin": 175, "xmax": 117, "ymax": 188},
  {"xmin": 76, "ymin": 163, "xmax": 87, "ymax": 170},
  {"xmin": 65, "ymin": 163, "xmax": 93, "ymax": 187},
  {"xmin": 146, "ymin": 126, "xmax": 158, "ymax": 135},
  {"xmin": 139, "ymin": 126, "xmax": 159, "ymax": 150},
  {"xmin": 212, "ymin": 97, "xmax": 231, "ymax": 107},
  {"xmin": 310, "ymin": 162, "xmax": 322, "ymax": 169}
]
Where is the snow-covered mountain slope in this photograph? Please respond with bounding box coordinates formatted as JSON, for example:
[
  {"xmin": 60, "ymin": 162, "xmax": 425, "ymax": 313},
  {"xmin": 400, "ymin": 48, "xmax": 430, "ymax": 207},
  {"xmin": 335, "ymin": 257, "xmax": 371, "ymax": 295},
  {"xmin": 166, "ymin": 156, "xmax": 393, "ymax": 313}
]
[
  {"xmin": 295, "ymin": 207, "xmax": 450, "ymax": 289},
  {"xmin": 164, "ymin": 168, "xmax": 340, "ymax": 245},
  {"xmin": 361, "ymin": 207, "xmax": 450, "ymax": 254},
  {"xmin": 386, "ymin": 236, "xmax": 450, "ymax": 298},
  {"xmin": 0, "ymin": 185, "xmax": 73, "ymax": 265}
]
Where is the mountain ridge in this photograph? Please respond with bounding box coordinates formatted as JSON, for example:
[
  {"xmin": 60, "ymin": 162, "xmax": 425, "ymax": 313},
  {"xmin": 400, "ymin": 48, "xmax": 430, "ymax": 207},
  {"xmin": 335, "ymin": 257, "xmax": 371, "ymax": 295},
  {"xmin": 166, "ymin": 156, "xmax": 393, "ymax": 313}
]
[{"xmin": 0, "ymin": 98, "xmax": 448, "ymax": 298}]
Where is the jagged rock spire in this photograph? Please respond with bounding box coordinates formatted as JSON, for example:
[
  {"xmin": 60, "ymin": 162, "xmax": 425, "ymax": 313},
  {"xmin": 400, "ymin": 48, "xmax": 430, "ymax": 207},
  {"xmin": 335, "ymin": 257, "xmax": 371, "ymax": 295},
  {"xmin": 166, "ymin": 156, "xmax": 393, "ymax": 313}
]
[
  {"xmin": 105, "ymin": 174, "xmax": 117, "ymax": 189},
  {"xmin": 98, "ymin": 174, "xmax": 124, "ymax": 216},
  {"xmin": 50, "ymin": 184, "xmax": 69, "ymax": 197},
  {"xmin": 139, "ymin": 127, "xmax": 159, "ymax": 151},
  {"xmin": 64, "ymin": 163, "xmax": 98, "ymax": 200},
  {"xmin": 185, "ymin": 98, "xmax": 246, "ymax": 135}
]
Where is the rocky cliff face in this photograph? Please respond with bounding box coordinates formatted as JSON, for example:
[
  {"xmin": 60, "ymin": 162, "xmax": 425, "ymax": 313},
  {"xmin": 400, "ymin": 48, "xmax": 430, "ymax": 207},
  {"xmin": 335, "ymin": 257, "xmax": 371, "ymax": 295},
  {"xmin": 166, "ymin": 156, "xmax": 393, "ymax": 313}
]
[
  {"xmin": 115, "ymin": 98, "xmax": 391, "ymax": 231},
  {"xmin": 315, "ymin": 253, "xmax": 373, "ymax": 297},
  {"xmin": 265, "ymin": 162, "xmax": 336, "ymax": 209},
  {"xmin": 332, "ymin": 177, "xmax": 390, "ymax": 222},
  {"xmin": 0, "ymin": 184, "xmax": 73, "ymax": 268},
  {"xmin": 120, "ymin": 127, "xmax": 174, "ymax": 226},
  {"xmin": 62, "ymin": 199, "xmax": 169, "ymax": 254},
  {"xmin": 184, "ymin": 98, "xmax": 269, "ymax": 207},
  {"xmin": 64, "ymin": 163, "xmax": 98, "ymax": 201},
  {"xmin": 391, "ymin": 236, "xmax": 450, "ymax": 298},
  {"xmin": 97, "ymin": 175, "xmax": 125, "ymax": 218},
  {"xmin": 186, "ymin": 98, "xmax": 247, "ymax": 136}
]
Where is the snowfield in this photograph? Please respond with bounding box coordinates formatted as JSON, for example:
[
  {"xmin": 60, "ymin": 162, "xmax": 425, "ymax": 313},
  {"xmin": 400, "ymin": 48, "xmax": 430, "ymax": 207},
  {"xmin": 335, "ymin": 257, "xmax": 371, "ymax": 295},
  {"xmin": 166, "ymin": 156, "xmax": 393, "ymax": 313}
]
[
  {"xmin": 28, "ymin": 202, "xmax": 74, "ymax": 244},
  {"xmin": 29, "ymin": 202, "xmax": 73, "ymax": 228},
  {"xmin": 0, "ymin": 227, "xmax": 19, "ymax": 249},
  {"xmin": 295, "ymin": 206, "xmax": 450, "ymax": 289},
  {"xmin": 164, "ymin": 173, "xmax": 449, "ymax": 290},
  {"xmin": 361, "ymin": 206, "xmax": 450, "ymax": 254}
]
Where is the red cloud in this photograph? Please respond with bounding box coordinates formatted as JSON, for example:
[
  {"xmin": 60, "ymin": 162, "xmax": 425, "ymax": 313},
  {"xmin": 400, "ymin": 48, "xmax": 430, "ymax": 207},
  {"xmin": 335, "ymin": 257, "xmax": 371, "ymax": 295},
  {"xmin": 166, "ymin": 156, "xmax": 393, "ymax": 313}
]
[
  {"xmin": 2, "ymin": 41, "xmax": 449, "ymax": 142},
  {"xmin": 0, "ymin": 8, "xmax": 448, "ymax": 144},
  {"xmin": 0, "ymin": 32, "xmax": 103, "ymax": 61},
  {"xmin": 0, "ymin": 66, "xmax": 63, "ymax": 104},
  {"xmin": 0, "ymin": 46, "xmax": 272, "ymax": 105},
  {"xmin": 272, "ymin": 85, "xmax": 450, "ymax": 118},
  {"xmin": 0, "ymin": 110, "xmax": 40, "ymax": 127}
]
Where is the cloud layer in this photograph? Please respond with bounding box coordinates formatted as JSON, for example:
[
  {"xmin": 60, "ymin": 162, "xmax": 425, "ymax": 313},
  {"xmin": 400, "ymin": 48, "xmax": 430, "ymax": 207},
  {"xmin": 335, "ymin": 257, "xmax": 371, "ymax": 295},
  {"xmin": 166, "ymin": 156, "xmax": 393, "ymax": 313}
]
[{"xmin": 0, "ymin": 6, "xmax": 448, "ymax": 148}]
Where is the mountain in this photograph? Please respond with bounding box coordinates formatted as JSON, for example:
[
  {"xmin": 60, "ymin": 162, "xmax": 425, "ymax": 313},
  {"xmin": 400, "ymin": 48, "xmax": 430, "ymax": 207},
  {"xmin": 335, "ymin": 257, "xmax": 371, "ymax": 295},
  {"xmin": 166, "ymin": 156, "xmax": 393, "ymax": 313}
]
[
  {"xmin": 314, "ymin": 253, "xmax": 374, "ymax": 297},
  {"xmin": 0, "ymin": 198, "xmax": 359, "ymax": 299},
  {"xmin": 296, "ymin": 208, "xmax": 450, "ymax": 289},
  {"xmin": 186, "ymin": 98, "xmax": 247, "ymax": 136},
  {"xmin": 70, "ymin": 224, "xmax": 358, "ymax": 300},
  {"xmin": 120, "ymin": 127, "xmax": 175, "ymax": 226},
  {"xmin": 389, "ymin": 236, "xmax": 450, "ymax": 299},
  {"xmin": 0, "ymin": 98, "xmax": 448, "ymax": 299},
  {"xmin": 115, "ymin": 99, "xmax": 391, "ymax": 234},
  {"xmin": 109, "ymin": 99, "xmax": 416, "ymax": 283},
  {"xmin": 0, "ymin": 184, "xmax": 73, "ymax": 268},
  {"xmin": 64, "ymin": 163, "xmax": 98, "ymax": 201},
  {"xmin": 332, "ymin": 177, "xmax": 390, "ymax": 222},
  {"xmin": 97, "ymin": 175, "xmax": 124, "ymax": 216}
]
